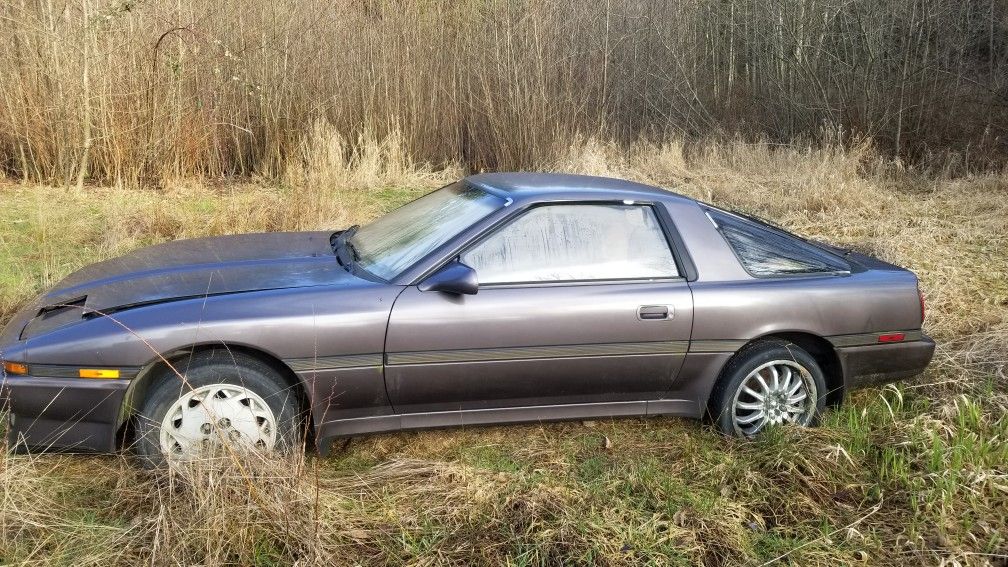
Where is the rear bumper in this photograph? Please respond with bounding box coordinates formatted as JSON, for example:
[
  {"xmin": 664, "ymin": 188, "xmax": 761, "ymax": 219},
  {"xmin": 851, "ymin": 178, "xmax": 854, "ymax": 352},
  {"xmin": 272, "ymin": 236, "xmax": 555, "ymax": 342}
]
[
  {"xmin": 837, "ymin": 335, "xmax": 936, "ymax": 390},
  {"xmin": 1, "ymin": 376, "xmax": 128, "ymax": 452}
]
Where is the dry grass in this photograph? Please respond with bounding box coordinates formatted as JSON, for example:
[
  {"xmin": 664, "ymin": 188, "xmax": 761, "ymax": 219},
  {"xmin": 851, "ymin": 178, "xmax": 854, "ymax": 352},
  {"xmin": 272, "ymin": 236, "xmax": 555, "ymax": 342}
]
[{"xmin": 0, "ymin": 138, "xmax": 1006, "ymax": 565}]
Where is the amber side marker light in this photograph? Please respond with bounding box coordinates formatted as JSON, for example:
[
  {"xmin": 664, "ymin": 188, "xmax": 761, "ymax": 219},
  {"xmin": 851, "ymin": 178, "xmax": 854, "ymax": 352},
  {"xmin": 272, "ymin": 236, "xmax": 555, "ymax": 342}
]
[
  {"xmin": 878, "ymin": 333, "xmax": 906, "ymax": 343},
  {"xmin": 78, "ymin": 368, "xmax": 120, "ymax": 379},
  {"xmin": 3, "ymin": 361, "xmax": 28, "ymax": 375}
]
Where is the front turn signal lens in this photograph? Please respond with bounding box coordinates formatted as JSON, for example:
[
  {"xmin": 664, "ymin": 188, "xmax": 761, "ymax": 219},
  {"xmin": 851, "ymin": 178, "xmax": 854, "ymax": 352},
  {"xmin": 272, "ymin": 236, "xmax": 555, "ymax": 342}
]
[
  {"xmin": 78, "ymin": 368, "xmax": 120, "ymax": 379},
  {"xmin": 3, "ymin": 361, "xmax": 28, "ymax": 375}
]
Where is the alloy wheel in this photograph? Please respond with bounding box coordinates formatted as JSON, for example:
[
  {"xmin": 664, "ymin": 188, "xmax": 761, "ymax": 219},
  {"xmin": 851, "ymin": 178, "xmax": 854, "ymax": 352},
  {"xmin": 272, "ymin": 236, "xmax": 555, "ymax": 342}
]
[{"xmin": 730, "ymin": 360, "xmax": 817, "ymax": 436}]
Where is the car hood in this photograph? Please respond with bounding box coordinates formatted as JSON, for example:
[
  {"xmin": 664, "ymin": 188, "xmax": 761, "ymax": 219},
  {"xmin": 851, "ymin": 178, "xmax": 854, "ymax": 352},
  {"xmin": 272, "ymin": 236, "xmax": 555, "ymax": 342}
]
[{"xmin": 4, "ymin": 231, "xmax": 360, "ymax": 342}]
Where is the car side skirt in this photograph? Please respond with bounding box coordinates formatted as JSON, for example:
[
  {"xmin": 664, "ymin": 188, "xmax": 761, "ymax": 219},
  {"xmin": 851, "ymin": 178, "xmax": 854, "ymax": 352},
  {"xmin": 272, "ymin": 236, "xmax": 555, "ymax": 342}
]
[{"xmin": 315, "ymin": 398, "xmax": 700, "ymax": 455}]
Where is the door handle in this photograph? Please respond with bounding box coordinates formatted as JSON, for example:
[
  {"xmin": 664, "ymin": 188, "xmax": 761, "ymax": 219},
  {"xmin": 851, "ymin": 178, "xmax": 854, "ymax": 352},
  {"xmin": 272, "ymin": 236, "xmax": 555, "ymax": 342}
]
[{"xmin": 638, "ymin": 305, "xmax": 672, "ymax": 320}]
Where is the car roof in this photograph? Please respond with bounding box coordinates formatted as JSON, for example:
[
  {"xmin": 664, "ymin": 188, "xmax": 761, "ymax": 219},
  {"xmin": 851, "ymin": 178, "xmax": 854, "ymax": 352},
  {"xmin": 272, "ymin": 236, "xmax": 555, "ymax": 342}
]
[{"xmin": 463, "ymin": 172, "xmax": 694, "ymax": 205}]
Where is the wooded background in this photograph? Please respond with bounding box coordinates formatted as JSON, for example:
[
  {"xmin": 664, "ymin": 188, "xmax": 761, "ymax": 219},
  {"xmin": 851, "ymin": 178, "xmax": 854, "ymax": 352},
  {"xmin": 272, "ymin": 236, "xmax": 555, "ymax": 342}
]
[{"xmin": 1, "ymin": 0, "xmax": 1006, "ymax": 184}]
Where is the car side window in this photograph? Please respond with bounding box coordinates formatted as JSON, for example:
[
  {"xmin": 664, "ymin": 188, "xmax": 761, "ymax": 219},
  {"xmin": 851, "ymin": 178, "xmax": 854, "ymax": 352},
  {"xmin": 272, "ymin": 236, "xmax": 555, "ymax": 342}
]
[
  {"xmin": 460, "ymin": 204, "xmax": 679, "ymax": 284},
  {"xmin": 705, "ymin": 208, "xmax": 850, "ymax": 277}
]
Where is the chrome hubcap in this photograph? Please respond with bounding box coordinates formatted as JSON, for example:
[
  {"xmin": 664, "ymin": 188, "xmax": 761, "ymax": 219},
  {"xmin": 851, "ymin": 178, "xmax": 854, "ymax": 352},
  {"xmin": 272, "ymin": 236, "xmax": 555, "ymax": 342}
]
[
  {"xmin": 731, "ymin": 360, "xmax": 816, "ymax": 436},
  {"xmin": 159, "ymin": 383, "xmax": 277, "ymax": 460}
]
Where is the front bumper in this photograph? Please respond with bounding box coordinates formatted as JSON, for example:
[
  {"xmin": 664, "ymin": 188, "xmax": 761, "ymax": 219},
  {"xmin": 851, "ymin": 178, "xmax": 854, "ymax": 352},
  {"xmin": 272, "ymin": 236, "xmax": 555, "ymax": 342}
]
[
  {"xmin": 837, "ymin": 335, "xmax": 936, "ymax": 390},
  {"xmin": 1, "ymin": 376, "xmax": 129, "ymax": 452}
]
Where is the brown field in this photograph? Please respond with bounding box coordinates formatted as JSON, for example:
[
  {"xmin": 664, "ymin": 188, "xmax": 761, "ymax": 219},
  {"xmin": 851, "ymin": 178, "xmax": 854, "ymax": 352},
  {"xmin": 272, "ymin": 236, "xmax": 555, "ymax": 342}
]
[{"xmin": 0, "ymin": 138, "xmax": 1006, "ymax": 565}]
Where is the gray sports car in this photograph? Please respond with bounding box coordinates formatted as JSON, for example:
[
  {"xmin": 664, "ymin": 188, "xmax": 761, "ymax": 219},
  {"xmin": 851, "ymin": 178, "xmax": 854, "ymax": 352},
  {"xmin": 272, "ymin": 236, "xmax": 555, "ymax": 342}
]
[{"xmin": 0, "ymin": 173, "xmax": 934, "ymax": 464}]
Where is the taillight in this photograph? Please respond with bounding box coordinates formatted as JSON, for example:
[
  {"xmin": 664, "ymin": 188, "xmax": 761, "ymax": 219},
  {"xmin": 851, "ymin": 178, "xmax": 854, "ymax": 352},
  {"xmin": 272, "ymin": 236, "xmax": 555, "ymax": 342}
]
[
  {"xmin": 918, "ymin": 286, "xmax": 926, "ymax": 325},
  {"xmin": 878, "ymin": 332, "xmax": 906, "ymax": 343}
]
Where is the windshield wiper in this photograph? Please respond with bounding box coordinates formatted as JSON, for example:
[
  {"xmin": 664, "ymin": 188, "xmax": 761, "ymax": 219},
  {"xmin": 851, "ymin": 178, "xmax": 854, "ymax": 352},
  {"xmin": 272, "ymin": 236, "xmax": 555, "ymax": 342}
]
[
  {"xmin": 346, "ymin": 238, "xmax": 360, "ymax": 261},
  {"xmin": 330, "ymin": 225, "xmax": 358, "ymax": 251},
  {"xmin": 331, "ymin": 225, "xmax": 360, "ymax": 271}
]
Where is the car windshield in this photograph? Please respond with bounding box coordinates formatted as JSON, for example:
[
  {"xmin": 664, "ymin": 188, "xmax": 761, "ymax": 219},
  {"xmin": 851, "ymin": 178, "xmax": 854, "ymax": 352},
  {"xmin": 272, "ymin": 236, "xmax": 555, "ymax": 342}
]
[{"xmin": 349, "ymin": 182, "xmax": 506, "ymax": 280}]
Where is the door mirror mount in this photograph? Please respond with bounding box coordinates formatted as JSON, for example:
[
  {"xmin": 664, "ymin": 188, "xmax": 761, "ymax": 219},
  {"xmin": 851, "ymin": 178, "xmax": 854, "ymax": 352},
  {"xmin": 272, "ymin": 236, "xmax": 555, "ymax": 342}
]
[{"xmin": 418, "ymin": 261, "xmax": 479, "ymax": 295}]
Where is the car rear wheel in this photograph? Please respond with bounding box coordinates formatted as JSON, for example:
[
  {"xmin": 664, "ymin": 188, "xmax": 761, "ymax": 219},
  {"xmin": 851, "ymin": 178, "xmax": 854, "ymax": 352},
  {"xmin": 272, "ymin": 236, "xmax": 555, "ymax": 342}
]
[
  {"xmin": 133, "ymin": 351, "xmax": 302, "ymax": 468},
  {"xmin": 709, "ymin": 340, "xmax": 828, "ymax": 437}
]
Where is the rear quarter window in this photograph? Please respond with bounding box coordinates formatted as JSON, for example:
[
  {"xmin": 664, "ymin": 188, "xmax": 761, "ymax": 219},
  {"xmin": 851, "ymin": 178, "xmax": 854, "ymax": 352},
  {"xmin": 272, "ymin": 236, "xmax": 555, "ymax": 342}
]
[{"xmin": 705, "ymin": 208, "xmax": 850, "ymax": 277}]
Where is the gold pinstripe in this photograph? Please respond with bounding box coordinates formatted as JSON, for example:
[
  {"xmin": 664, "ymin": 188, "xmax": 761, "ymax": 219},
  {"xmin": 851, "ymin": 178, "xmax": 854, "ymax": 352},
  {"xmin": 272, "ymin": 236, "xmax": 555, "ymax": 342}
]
[
  {"xmin": 284, "ymin": 331, "xmax": 925, "ymax": 373},
  {"xmin": 385, "ymin": 340, "xmax": 690, "ymax": 366},
  {"xmin": 286, "ymin": 354, "xmax": 383, "ymax": 372},
  {"xmin": 688, "ymin": 339, "xmax": 747, "ymax": 353}
]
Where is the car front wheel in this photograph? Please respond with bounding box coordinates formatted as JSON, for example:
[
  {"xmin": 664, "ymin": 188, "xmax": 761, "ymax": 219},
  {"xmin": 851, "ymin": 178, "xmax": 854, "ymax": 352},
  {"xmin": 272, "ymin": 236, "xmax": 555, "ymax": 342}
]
[
  {"xmin": 133, "ymin": 351, "xmax": 302, "ymax": 467},
  {"xmin": 709, "ymin": 340, "xmax": 828, "ymax": 437}
]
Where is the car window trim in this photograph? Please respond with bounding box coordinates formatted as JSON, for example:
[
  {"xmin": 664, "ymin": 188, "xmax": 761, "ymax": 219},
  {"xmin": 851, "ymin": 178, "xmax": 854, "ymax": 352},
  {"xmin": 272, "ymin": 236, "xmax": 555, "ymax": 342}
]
[
  {"xmin": 652, "ymin": 201, "xmax": 698, "ymax": 281},
  {"xmin": 453, "ymin": 201, "xmax": 684, "ymax": 286},
  {"xmin": 474, "ymin": 276, "xmax": 687, "ymax": 290}
]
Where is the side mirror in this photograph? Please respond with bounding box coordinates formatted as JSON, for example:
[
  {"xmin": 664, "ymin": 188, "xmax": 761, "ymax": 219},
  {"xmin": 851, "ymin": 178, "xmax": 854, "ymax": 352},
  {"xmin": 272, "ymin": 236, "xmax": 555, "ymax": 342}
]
[{"xmin": 418, "ymin": 261, "xmax": 478, "ymax": 295}]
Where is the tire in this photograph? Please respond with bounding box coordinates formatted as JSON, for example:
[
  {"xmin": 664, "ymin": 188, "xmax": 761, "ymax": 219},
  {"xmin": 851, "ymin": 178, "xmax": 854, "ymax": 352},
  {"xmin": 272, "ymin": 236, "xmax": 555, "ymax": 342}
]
[
  {"xmin": 133, "ymin": 350, "xmax": 302, "ymax": 468},
  {"xmin": 708, "ymin": 340, "xmax": 828, "ymax": 437}
]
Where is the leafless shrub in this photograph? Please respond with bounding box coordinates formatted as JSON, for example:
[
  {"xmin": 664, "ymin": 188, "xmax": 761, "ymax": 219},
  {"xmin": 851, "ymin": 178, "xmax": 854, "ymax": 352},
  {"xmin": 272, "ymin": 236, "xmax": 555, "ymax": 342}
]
[{"xmin": 0, "ymin": 0, "xmax": 1005, "ymax": 185}]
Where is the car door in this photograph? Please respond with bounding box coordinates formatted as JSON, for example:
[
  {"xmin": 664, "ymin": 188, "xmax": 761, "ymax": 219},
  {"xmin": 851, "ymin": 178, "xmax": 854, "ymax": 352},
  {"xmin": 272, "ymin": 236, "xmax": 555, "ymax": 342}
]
[{"xmin": 384, "ymin": 202, "xmax": 694, "ymax": 414}]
